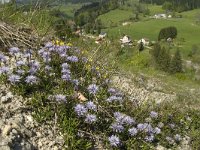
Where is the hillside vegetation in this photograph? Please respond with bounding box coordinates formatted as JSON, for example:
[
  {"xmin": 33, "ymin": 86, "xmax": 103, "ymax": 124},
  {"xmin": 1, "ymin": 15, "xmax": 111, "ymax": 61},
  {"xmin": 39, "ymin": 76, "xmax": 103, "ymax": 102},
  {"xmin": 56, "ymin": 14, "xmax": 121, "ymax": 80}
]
[{"xmin": 0, "ymin": 1, "xmax": 200, "ymax": 150}]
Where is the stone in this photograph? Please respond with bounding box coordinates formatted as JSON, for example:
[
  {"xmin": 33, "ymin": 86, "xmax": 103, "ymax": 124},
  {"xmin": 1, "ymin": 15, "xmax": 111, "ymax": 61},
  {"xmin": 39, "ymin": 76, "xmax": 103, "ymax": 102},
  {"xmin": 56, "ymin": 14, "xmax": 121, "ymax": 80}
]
[
  {"xmin": 156, "ymin": 145, "xmax": 167, "ymax": 150},
  {"xmin": 6, "ymin": 92, "xmax": 13, "ymax": 99},
  {"xmin": 36, "ymin": 132, "xmax": 42, "ymax": 138},
  {"xmin": 11, "ymin": 129, "xmax": 18, "ymax": 135},
  {"xmin": 1, "ymin": 96, "xmax": 9, "ymax": 103},
  {"xmin": 26, "ymin": 115, "xmax": 33, "ymax": 122},
  {"xmin": 0, "ymin": 145, "xmax": 11, "ymax": 150},
  {"xmin": 2, "ymin": 125, "xmax": 12, "ymax": 137}
]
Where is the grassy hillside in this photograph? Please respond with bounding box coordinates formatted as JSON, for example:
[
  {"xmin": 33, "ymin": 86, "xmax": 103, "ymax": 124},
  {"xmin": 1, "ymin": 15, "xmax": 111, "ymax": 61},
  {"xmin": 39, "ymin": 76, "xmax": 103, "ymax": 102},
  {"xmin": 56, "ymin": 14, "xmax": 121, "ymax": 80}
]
[
  {"xmin": 98, "ymin": 9, "xmax": 133, "ymax": 27},
  {"xmin": 100, "ymin": 7, "xmax": 200, "ymax": 57},
  {"xmin": 53, "ymin": 3, "xmax": 83, "ymax": 19}
]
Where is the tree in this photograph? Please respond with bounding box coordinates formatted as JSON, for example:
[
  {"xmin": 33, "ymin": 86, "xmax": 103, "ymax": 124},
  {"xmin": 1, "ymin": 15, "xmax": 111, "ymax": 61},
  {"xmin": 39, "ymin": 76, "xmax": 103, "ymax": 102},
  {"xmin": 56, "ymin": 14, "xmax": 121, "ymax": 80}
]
[
  {"xmin": 151, "ymin": 43, "xmax": 161, "ymax": 63},
  {"xmin": 158, "ymin": 26, "xmax": 177, "ymax": 41},
  {"xmin": 170, "ymin": 50, "xmax": 183, "ymax": 74},
  {"xmin": 157, "ymin": 47, "xmax": 171, "ymax": 72},
  {"xmin": 54, "ymin": 19, "xmax": 72, "ymax": 39},
  {"xmin": 95, "ymin": 19, "xmax": 102, "ymax": 34},
  {"xmin": 84, "ymin": 23, "xmax": 92, "ymax": 34},
  {"xmin": 162, "ymin": 2, "xmax": 173, "ymax": 12}
]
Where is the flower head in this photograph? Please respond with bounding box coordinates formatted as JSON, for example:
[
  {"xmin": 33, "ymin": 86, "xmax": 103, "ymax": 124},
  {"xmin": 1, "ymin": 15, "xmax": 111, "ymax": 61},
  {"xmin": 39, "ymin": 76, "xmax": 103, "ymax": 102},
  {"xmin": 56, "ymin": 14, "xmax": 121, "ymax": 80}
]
[
  {"xmin": 16, "ymin": 60, "xmax": 26, "ymax": 67},
  {"xmin": 38, "ymin": 48, "xmax": 45, "ymax": 56},
  {"xmin": 145, "ymin": 134, "xmax": 154, "ymax": 142},
  {"xmin": 110, "ymin": 123, "xmax": 124, "ymax": 133},
  {"xmin": 150, "ymin": 111, "xmax": 158, "ymax": 118},
  {"xmin": 62, "ymin": 74, "xmax": 71, "ymax": 81},
  {"xmin": 87, "ymin": 84, "xmax": 99, "ymax": 95},
  {"xmin": 85, "ymin": 114, "xmax": 97, "ymax": 123},
  {"xmin": 16, "ymin": 69, "xmax": 25, "ymax": 75},
  {"xmin": 61, "ymin": 69, "xmax": 71, "ymax": 74},
  {"xmin": 0, "ymin": 53, "xmax": 7, "ymax": 62},
  {"xmin": 9, "ymin": 47, "xmax": 20, "ymax": 55},
  {"xmin": 61, "ymin": 63, "xmax": 69, "ymax": 69},
  {"xmin": 28, "ymin": 67, "xmax": 38, "ymax": 74},
  {"xmin": 86, "ymin": 101, "xmax": 97, "ymax": 111},
  {"xmin": 128, "ymin": 127, "xmax": 138, "ymax": 136},
  {"xmin": 122, "ymin": 116, "xmax": 135, "ymax": 125},
  {"xmin": 106, "ymin": 96, "xmax": 123, "ymax": 103},
  {"xmin": 8, "ymin": 74, "xmax": 21, "ymax": 84},
  {"xmin": 108, "ymin": 88, "xmax": 116, "ymax": 94},
  {"xmin": 108, "ymin": 135, "xmax": 120, "ymax": 147},
  {"xmin": 25, "ymin": 75, "xmax": 38, "ymax": 84},
  {"xmin": 0, "ymin": 66, "xmax": 10, "ymax": 74},
  {"xmin": 74, "ymin": 104, "xmax": 88, "ymax": 116},
  {"xmin": 24, "ymin": 49, "xmax": 33, "ymax": 58},
  {"xmin": 67, "ymin": 56, "xmax": 78, "ymax": 62},
  {"xmin": 137, "ymin": 123, "xmax": 151, "ymax": 132},
  {"xmin": 45, "ymin": 42, "xmax": 53, "ymax": 48},
  {"xmin": 29, "ymin": 60, "xmax": 40, "ymax": 69},
  {"xmin": 54, "ymin": 94, "xmax": 66, "ymax": 102}
]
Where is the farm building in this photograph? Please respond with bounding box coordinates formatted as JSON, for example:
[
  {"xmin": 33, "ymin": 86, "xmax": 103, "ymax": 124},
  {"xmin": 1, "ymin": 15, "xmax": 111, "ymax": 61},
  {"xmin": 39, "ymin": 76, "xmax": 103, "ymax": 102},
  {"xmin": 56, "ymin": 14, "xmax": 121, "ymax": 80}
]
[
  {"xmin": 99, "ymin": 32, "xmax": 107, "ymax": 39},
  {"xmin": 120, "ymin": 35, "xmax": 132, "ymax": 45},
  {"xmin": 137, "ymin": 38, "xmax": 150, "ymax": 46},
  {"xmin": 154, "ymin": 14, "xmax": 167, "ymax": 19}
]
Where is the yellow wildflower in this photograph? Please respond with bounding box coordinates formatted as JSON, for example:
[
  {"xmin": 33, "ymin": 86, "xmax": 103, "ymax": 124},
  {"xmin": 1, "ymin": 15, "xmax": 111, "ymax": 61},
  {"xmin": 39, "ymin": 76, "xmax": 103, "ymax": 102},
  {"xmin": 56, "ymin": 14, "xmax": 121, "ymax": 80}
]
[
  {"xmin": 60, "ymin": 41, "xmax": 65, "ymax": 46},
  {"xmin": 89, "ymin": 58, "xmax": 93, "ymax": 62},
  {"xmin": 67, "ymin": 43, "xmax": 72, "ymax": 47},
  {"xmin": 56, "ymin": 40, "xmax": 59, "ymax": 45}
]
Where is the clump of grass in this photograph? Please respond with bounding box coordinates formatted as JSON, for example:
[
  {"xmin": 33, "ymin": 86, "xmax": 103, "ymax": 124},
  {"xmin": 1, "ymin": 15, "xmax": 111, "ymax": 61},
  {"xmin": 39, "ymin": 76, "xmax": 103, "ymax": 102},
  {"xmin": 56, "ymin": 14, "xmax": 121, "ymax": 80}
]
[{"xmin": 0, "ymin": 41, "xmax": 199, "ymax": 149}]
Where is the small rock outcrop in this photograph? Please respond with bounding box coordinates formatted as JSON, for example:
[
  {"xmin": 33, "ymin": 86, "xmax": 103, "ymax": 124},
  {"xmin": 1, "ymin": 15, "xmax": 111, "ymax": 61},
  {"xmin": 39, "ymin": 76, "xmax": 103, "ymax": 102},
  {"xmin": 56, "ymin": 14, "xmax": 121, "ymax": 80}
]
[{"xmin": 0, "ymin": 85, "xmax": 65, "ymax": 150}]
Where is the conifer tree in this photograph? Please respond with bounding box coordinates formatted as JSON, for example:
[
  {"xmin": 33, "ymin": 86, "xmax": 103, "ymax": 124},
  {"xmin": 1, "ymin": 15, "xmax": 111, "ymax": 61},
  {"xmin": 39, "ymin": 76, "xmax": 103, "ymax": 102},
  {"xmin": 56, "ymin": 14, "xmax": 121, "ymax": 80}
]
[
  {"xmin": 170, "ymin": 50, "xmax": 183, "ymax": 74},
  {"xmin": 151, "ymin": 43, "xmax": 161, "ymax": 63},
  {"xmin": 157, "ymin": 47, "xmax": 171, "ymax": 72}
]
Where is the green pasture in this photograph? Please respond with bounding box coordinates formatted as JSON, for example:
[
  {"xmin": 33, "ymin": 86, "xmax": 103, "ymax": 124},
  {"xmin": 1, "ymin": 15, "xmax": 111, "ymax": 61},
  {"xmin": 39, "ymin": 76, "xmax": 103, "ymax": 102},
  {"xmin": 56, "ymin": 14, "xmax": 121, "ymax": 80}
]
[
  {"xmin": 98, "ymin": 9, "xmax": 133, "ymax": 27},
  {"xmin": 53, "ymin": 3, "xmax": 82, "ymax": 19},
  {"xmin": 102, "ymin": 9, "xmax": 200, "ymax": 57}
]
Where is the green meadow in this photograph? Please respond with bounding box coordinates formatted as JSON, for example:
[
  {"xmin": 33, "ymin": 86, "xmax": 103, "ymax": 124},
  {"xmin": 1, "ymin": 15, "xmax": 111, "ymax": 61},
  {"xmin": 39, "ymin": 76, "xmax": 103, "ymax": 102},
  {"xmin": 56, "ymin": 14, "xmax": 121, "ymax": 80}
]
[
  {"xmin": 98, "ymin": 9, "xmax": 133, "ymax": 27},
  {"xmin": 53, "ymin": 3, "xmax": 83, "ymax": 19},
  {"xmin": 100, "ymin": 6, "xmax": 200, "ymax": 57}
]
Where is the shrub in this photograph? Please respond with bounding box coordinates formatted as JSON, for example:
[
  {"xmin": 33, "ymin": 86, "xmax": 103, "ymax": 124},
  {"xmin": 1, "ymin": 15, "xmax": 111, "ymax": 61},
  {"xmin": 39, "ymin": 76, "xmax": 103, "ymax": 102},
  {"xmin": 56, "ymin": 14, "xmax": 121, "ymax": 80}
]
[{"xmin": 158, "ymin": 26, "xmax": 177, "ymax": 41}]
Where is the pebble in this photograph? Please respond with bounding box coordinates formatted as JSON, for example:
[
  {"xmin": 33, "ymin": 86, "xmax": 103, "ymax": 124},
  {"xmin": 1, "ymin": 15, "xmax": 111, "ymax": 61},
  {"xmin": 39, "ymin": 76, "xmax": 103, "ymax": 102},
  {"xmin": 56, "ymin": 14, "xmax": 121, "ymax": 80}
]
[
  {"xmin": 2, "ymin": 125, "xmax": 12, "ymax": 137},
  {"xmin": 1, "ymin": 96, "xmax": 9, "ymax": 103}
]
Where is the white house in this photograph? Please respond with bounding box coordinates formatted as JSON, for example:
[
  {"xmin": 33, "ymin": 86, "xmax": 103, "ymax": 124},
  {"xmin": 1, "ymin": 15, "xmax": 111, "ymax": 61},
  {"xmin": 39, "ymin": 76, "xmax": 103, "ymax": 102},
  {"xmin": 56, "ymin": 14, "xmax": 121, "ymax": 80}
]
[
  {"xmin": 99, "ymin": 32, "xmax": 107, "ymax": 39},
  {"xmin": 137, "ymin": 38, "xmax": 150, "ymax": 46},
  {"xmin": 122, "ymin": 22, "xmax": 131, "ymax": 26},
  {"xmin": 168, "ymin": 15, "xmax": 172, "ymax": 18},
  {"xmin": 154, "ymin": 14, "xmax": 167, "ymax": 19},
  {"xmin": 120, "ymin": 35, "xmax": 132, "ymax": 44}
]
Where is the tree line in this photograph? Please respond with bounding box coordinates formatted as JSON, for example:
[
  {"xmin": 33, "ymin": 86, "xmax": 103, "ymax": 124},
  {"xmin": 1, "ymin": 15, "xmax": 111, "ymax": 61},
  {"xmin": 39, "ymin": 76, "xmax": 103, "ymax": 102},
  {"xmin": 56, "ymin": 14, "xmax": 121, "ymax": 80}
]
[
  {"xmin": 74, "ymin": 0, "xmax": 123, "ymax": 34},
  {"xmin": 151, "ymin": 43, "xmax": 183, "ymax": 74},
  {"xmin": 140, "ymin": 0, "xmax": 200, "ymax": 12}
]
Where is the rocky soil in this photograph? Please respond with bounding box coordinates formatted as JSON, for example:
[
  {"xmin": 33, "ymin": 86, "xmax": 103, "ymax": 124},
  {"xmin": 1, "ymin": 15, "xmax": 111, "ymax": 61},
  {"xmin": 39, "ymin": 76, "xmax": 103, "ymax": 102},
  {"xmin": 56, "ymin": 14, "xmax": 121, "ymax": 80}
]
[
  {"xmin": 0, "ymin": 84, "xmax": 65, "ymax": 150},
  {"xmin": 112, "ymin": 74, "xmax": 177, "ymax": 105}
]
